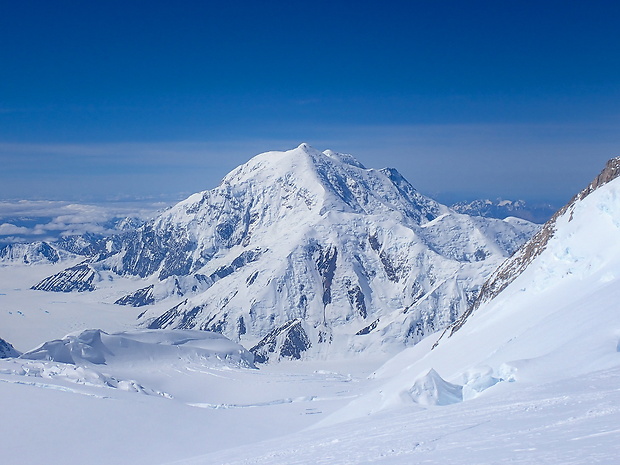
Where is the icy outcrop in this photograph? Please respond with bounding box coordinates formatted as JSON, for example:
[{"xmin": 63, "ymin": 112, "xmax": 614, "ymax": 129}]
[
  {"xmin": 21, "ymin": 329, "xmax": 255, "ymax": 369},
  {"xmin": 404, "ymin": 369, "xmax": 463, "ymax": 406}
]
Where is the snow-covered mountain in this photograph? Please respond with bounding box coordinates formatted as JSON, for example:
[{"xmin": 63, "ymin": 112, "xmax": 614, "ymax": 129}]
[
  {"xmin": 0, "ymin": 241, "xmax": 64, "ymax": 264},
  {"xmin": 0, "ymin": 226, "xmax": 138, "ymax": 265},
  {"xmin": 325, "ymin": 156, "xmax": 620, "ymax": 424},
  {"xmin": 2, "ymin": 155, "xmax": 619, "ymax": 465},
  {"xmin": 29, "ymin": 144, "xmax": 537, "ymax": 362},
  {"xmin": 451, "ymin": 198, "xmax": 556, "ymax": 223}
]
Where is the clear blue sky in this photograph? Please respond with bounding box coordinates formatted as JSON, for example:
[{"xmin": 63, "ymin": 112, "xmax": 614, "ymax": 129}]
[{"xmin": 1, "ymin": 0, "xmax": 619, "ymax": 205}]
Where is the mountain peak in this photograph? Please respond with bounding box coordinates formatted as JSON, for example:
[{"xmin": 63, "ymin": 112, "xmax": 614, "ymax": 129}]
[{"xmin": 29, "ymin": 145, "xmax": 537, "ymax": 363}]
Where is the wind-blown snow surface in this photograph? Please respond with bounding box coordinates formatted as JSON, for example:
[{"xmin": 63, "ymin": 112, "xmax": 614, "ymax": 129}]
[{"xmin": 0, "ymin": 339, "xmax": 384, "ymax": 465}]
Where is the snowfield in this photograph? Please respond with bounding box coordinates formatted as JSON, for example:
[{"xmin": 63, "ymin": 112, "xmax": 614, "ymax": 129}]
[
  {"xmin": 1, "ymin": 152, "xmax": 620, "ymax": 464},
  {"xmin": 183, "ymin": 367, "xmax": 620, "ymax": 465}
]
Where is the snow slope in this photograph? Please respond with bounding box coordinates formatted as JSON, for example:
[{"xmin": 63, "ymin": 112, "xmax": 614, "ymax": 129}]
[
  {"xmin": 183, "ymin": 367, "xmax": 620, "ymax": 465},
  {"xmin": 324, "ymin": 158, "xmax": 620, "ymax": 423}
]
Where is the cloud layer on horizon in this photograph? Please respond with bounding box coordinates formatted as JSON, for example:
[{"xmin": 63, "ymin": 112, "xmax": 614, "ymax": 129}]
[
  {"xmin": 1, "ymin": 121, "xmax": 617, "ymax": 205},
  {"xmin": 0, "ymin": 200, "xmax": 166, "ymax": 245}
]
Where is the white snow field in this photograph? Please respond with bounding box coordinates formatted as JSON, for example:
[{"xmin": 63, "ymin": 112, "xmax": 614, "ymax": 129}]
[
  {"xmin": 2, "ymin": 156, "xmax": 620, "ymax": 464},
  {"xmin": 0, "ymin": 347, "xmax": 383, "ymax": 465}
]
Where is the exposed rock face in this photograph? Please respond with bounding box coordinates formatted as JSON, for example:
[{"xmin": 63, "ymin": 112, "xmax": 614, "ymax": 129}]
[
  {"xmin": 251, "ymin": 319, "xmax": 312, "ymax": 364},
  {"xmin": 31, "ymin": 262, "xmax": 98, "ymax": 292},
  {"xmin": 0, "ymin": 337, "xmax": 20, "ymax": 358},
  {"xmin": 444, "ymin": 157, "xmax": 620, "ymax": 339},
  {"xmin": 30, "ymin": 144, "xmax": 538, "ymax": 362},
  {"xmin": 115, "ymin": 285, "xmax": 155, "ymax": 307}
]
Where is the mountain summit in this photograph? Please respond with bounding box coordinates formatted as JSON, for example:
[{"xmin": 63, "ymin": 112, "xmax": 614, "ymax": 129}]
[{"xmin": 32, "ymin": 145, "xmax": 537, "ymax": 361}]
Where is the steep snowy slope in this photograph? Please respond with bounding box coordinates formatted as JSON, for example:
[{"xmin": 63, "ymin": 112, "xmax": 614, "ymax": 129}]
[
  {"xmin": 30, "ymin": 144, "xmax": 536, "ymax": 362},
  {"xmin": 325, "ymin": 157, "xmax": 620, "ymax": 423},
  {"xmin": 449, "ymin": 156, "xmax": 620, "ymax": 335}
]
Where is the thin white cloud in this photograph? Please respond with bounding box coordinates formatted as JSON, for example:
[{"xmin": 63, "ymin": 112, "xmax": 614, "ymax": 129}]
[
  {"xmin": 0, "ymin": 200, "xmax": 164, "ymax": 244},
  {"xmin": 0, "ymin": 223, "xmax": 31, "ymax": 235}
]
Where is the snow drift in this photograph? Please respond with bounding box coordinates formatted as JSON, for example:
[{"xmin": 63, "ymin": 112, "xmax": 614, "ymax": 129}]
[{"xmin": 21, "ymin": 328, "xmax": 256, "ymax": 369}]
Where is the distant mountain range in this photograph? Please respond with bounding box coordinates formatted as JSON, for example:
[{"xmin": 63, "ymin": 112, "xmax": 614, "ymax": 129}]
[{"xmin": 451, "ymin": 198, "xmax": 557, "ymax": 224}]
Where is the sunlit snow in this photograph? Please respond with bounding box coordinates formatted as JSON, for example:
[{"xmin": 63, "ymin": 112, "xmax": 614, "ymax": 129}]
[{"xmin": 1, "ymin": 151, "xmax": 619, "ymax": 465}]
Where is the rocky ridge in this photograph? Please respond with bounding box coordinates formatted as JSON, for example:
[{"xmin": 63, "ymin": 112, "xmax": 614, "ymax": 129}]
[{"xmin": 444, "ymin": 156, "xmax": 620, "ymax": 339}]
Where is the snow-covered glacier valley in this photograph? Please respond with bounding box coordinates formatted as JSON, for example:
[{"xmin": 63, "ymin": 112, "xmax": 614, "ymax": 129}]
[{"xmin": 1, "ymin": 148, "xmax": 620, "ymax": 465}]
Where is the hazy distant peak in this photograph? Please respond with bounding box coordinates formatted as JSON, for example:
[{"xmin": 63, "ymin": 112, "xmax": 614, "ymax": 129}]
[{"xmin": 451, "ymin": 198, "xmax": 556, "ymax": 224}]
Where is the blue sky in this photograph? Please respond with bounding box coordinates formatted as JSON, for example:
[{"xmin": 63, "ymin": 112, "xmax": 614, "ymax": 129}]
[{"xmin": 1, "ymin": 0, "xmax": 619, "ymax": 205}]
